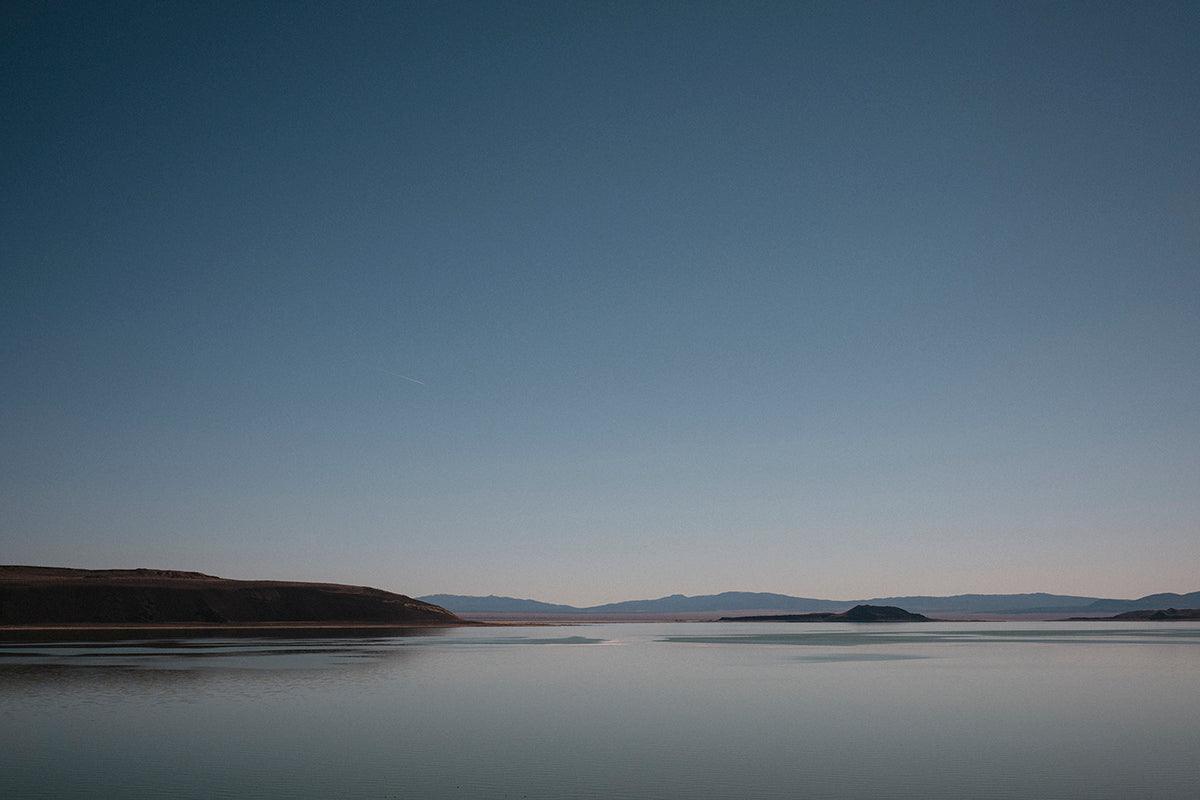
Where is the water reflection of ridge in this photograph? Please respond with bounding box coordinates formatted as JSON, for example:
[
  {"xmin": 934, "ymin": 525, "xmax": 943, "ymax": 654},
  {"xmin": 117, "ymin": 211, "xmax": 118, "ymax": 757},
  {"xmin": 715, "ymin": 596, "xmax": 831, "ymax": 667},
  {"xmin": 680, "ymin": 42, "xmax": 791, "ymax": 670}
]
[
  {"xmin": 0, "ymin": 632, "xmax": 611, "ymax": 680},
  {"xmin": 0, "ymin": 625, "xmax": 455, "ymax": 645},
  {"xmin": 0, "ymin": 637, "xmax": 432, "ymax": 679}
]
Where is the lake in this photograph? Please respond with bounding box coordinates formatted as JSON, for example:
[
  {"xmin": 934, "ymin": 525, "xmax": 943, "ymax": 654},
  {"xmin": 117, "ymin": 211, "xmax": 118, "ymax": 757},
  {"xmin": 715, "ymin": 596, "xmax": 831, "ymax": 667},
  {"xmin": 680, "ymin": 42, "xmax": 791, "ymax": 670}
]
[{"xmin": 2, "ymin": 622, "xmax": 1197, "ymax": 799}]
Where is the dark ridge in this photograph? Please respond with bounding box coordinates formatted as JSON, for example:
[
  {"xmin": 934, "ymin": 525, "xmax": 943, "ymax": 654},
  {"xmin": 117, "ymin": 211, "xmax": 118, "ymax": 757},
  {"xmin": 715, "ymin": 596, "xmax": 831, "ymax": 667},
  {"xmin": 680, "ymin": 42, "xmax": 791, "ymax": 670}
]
[
  {"xmin": 1064, "ymin": 608, "xmax": 1200, "ymax": 621},
  {"xmin": 0, "ymin": 566, "xmax": 462, "ymax": 626},
  {"xmin": 719, "ymin": 604, "xmax": 934, "ymax": 623}
]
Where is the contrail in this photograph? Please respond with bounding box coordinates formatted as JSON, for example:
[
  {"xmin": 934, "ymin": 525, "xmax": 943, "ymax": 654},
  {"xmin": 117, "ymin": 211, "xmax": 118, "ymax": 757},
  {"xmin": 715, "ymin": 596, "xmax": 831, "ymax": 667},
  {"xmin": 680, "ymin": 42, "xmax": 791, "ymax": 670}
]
[{"xmin": 361, "ymin": 363, "xmax": 426, "ymax": 386}]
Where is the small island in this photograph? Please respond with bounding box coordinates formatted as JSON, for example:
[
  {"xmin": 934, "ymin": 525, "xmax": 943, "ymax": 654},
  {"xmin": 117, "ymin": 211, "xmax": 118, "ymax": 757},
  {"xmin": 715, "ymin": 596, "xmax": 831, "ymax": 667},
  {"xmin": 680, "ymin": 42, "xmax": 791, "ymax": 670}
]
[{"xmin": 719, "ymin": 604, "xmax": 934, "ymax": 622}]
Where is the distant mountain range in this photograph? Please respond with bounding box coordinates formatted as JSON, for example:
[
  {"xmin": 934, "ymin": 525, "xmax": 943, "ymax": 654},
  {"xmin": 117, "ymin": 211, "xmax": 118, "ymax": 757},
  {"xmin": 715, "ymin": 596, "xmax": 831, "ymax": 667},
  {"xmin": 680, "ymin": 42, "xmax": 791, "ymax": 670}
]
[{"xmin": 421, "ymin": 589, "xmax": 1200, "ymax": 617}]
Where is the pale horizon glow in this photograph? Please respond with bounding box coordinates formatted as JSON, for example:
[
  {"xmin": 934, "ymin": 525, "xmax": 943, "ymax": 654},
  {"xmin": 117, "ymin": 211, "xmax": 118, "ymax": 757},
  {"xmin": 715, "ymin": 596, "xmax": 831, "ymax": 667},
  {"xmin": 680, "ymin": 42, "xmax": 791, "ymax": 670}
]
[{"xmin": 2, "ymin": 2, "xmax": 1197, "ymax": 605}]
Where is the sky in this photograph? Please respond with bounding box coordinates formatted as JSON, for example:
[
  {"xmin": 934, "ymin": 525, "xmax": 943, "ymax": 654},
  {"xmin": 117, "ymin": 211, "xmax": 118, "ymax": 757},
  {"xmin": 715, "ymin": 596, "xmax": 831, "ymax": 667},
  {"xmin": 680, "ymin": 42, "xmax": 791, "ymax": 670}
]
[{"xmin": 2, "ymin": 1, "xmax": 1198, "ymax": 604}]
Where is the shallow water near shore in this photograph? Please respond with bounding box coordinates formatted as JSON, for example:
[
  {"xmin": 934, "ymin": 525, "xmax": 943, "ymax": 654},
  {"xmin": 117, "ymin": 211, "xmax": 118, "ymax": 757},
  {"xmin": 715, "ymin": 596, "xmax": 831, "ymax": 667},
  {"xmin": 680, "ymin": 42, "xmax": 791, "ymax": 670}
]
[{"xmin": 3, "ymin": 621, "xmax": 1198, "ymax": 799}]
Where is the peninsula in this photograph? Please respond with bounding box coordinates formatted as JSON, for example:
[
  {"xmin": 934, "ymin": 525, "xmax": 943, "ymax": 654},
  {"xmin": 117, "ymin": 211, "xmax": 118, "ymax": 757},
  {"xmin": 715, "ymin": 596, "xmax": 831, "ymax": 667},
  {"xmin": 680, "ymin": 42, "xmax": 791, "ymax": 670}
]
[
  {"xmin": 1064, "ymin": 608, "xmax": 1200, "ymax": 621},
  {"xmin": 0, "ymin": 566, "xmax": 463, "ymax": 628}
]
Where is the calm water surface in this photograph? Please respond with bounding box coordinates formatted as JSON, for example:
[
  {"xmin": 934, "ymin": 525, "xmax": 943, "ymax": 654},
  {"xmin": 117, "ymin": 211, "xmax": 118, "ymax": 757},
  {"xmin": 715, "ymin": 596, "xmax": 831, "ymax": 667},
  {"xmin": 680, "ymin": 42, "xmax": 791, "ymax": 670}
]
[{"xmin": 2, "ymin": 622, "xmax": 1198, "ymax": 799}]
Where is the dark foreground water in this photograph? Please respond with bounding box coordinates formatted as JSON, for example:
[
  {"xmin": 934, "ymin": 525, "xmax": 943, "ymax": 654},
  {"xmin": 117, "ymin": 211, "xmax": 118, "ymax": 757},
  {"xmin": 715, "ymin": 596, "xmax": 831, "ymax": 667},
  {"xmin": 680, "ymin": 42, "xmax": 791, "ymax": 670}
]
[{"xmin": 2, "ymin": 622, "xmax": 1198, "ymax": 799}]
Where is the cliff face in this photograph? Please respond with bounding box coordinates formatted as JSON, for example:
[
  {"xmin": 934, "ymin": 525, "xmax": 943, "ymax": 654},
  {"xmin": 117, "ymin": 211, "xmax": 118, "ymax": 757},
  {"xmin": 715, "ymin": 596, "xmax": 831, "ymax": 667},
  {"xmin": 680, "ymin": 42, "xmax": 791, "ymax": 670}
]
[{"xmin": 0, "ymin": 566, "xmax": 461, "ymax": 625}]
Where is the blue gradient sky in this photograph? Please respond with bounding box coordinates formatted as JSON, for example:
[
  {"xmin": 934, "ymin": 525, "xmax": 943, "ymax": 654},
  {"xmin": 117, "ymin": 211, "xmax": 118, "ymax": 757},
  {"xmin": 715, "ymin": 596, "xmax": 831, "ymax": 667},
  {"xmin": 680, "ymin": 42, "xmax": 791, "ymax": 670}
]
[{"xmin": 3, "ymin": 1, "xmax": 1197, "ymax": 603}]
